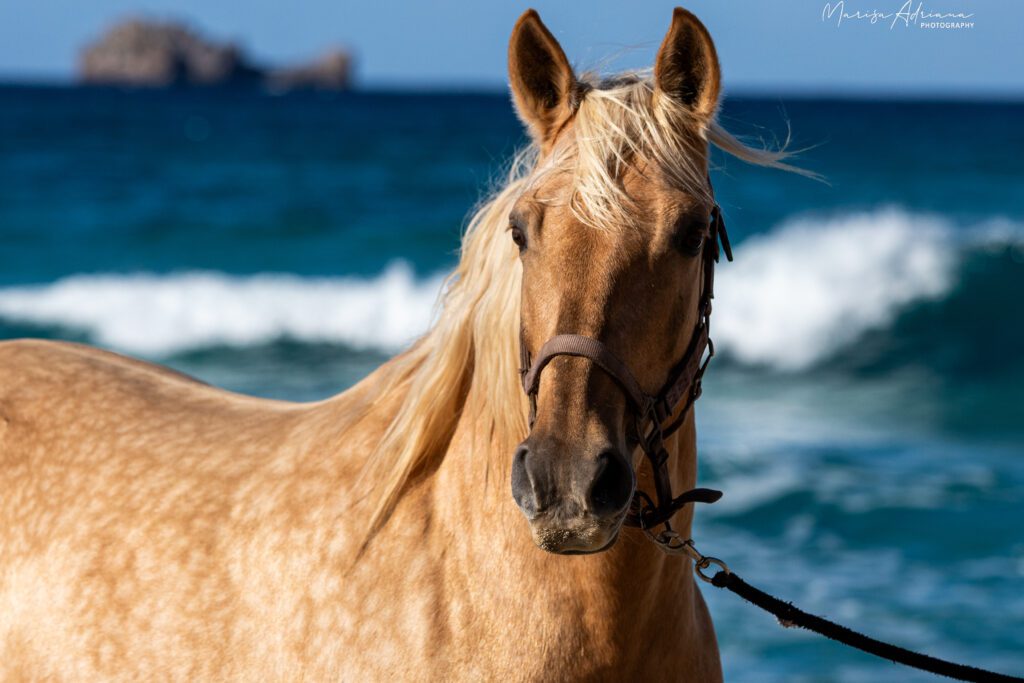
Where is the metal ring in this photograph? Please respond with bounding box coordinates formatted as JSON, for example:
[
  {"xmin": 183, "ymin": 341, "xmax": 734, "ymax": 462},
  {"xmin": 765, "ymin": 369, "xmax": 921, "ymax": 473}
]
[{"xmin": 695, "ymin": 556, "xmax": 730, "ymax": 583}]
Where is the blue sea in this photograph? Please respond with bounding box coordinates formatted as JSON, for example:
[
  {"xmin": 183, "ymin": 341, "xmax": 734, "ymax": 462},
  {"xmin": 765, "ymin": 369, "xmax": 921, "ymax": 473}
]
[{"xmin": 1, "ymin": 85, "xmax": 1022, "ymax": 681}]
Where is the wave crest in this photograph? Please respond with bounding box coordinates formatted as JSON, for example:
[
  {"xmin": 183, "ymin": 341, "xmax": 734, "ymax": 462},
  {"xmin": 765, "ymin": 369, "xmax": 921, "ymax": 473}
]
[
  {"xmin": 714, "ymin": 208, "xmax": 957, "ymax": 370},
  {"xmin": 0, "ymin": 209, "xmax": 1019, "ymax": 369},
  {"xmin": 0, "ymin": 263, "xmax": 444, "ymax": 356}
]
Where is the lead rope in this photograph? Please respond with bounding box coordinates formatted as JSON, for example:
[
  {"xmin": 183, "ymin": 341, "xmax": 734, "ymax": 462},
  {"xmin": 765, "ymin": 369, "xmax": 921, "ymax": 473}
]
[{"xmin": 651, "ymin": 530, "xmax": 1023, "ymax": 682}]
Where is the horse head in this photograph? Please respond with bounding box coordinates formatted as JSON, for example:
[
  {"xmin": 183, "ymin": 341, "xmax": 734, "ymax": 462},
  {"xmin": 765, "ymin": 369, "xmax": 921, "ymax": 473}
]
[{"xmin": 508, "ymin": 9, "xmax": 724, "ymax": 554}]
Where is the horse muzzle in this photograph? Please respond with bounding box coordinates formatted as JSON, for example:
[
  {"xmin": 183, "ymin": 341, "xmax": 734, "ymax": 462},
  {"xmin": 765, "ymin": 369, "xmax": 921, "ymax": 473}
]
[{"xmin": 511, "ymin": 437, "xmax": 636, "ymax": 554}]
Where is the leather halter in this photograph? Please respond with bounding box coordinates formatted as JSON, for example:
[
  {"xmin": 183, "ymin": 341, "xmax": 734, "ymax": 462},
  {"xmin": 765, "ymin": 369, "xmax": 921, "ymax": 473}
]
[{"xmin": 518, "ymin": 196, "xmax": 732, "ymax": 531}]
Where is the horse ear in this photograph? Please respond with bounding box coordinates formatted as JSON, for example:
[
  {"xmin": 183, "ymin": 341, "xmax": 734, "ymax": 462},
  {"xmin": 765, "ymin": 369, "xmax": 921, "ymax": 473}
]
[
  {"xmin": 654, "ymin": 8, "xmax": 721, "ymax": 119},
  {"xmin": 508, "ymin": 9, "xmax": 577, "ymax": 146}
]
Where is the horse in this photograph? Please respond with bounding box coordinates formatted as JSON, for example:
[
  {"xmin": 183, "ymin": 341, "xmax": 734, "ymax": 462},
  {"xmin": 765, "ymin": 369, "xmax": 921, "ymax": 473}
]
[{"xmin": 0, "ymin": 8, "xmax": 796, "ymax": 681}]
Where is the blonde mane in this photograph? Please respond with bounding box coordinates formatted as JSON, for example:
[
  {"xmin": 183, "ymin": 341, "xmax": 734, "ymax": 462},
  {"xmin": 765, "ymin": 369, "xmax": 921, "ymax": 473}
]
[{"xmin": 356, "ymin": 74, "xmax": 806, "ymax": 547}]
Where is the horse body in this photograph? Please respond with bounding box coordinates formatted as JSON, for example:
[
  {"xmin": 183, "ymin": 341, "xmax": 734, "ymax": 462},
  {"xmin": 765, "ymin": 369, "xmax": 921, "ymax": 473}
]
[
  {"xmin": 0, "ymin": 7, "xmax": 798, "ymax": 680},
  {"xmin": 0, "ymin": 339, "xmax": 355, "ymax": 678},
  {"xmin": 0, "ymin": 339, "xmax": 717, "ymax": 680}
]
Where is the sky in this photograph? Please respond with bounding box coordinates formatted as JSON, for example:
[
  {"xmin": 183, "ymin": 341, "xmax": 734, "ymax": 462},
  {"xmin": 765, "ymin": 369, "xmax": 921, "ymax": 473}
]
[{"xmin": 0, "ymin": 0, "xmax": 1021, "ymax": 97}]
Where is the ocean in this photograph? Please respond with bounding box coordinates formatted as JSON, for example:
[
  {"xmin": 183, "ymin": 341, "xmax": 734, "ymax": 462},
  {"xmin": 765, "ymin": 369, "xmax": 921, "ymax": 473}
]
[{"xmin": 1, "ymin": 85, "xmax": 1022, "ymax": 681}]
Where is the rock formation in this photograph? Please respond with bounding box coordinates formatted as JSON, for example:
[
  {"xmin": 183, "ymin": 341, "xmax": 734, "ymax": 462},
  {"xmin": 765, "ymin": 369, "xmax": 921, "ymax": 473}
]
[
  {"xmin": 79, "ymin": 20, "xmax": 351, "ymax": 90},
  {"xmin": 267, "ymin": 49, "xmax": 353, "ymax": 91}
]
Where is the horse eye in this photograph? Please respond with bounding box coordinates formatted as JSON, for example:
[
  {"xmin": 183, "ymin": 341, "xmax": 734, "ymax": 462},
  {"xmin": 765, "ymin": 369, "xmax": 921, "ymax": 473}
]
[
  {"xmin": 676, "ymin": 226, "xmax": 705, "ymax": 257},
  {"xmin": 510, "ymin": 225, "xmax": 528, "ymax": 251}
]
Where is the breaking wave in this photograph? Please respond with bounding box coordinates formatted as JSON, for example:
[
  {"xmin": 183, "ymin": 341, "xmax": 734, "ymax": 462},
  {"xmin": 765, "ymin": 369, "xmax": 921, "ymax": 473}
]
[
  {"xmin": 0, "ymin": 262, "xmax": 445, "ymax": 356},
  {"xmin": 1, "ymin": 208, "xmax": 1021, "ymax": 371}
]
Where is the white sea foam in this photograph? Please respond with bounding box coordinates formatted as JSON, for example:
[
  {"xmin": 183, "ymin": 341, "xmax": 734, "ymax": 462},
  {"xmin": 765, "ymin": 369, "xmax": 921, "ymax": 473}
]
[
  {"xmin": 0, "ymin": 209, "xmax": 1012, "ymax": 365},
  {"xmin": 714, "ymin": 207, "xmax": 958, "ymax": 370},
  {"xmin": 0, "ymin": 262, "xmax": 445, "ymax": 356}
]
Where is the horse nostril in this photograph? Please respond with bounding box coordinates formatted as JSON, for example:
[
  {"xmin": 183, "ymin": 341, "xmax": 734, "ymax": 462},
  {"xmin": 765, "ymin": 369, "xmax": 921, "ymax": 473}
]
[
  {"xmin": 511, "ymin": 445, "xmax": 540, "ymax": 517},
  {"xmin": 588, "ymin": 449, "xmax": 635, "ymax": 517}
]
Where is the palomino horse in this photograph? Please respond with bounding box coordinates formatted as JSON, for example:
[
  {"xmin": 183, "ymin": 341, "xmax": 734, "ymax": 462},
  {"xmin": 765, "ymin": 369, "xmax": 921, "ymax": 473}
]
[{"xmin": 0, "ymin": 9, "xmax": 794, "ymax": 681}]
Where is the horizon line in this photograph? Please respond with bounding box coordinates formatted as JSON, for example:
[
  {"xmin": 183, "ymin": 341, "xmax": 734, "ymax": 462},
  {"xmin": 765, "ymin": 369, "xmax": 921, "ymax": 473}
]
[{"xmin": 0, "ymin": 74, "xmax": 1021, "ymax": 104}]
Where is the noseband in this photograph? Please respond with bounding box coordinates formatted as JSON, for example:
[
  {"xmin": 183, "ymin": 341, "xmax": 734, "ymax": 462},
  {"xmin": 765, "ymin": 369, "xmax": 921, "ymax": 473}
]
[{"xmin": 518, "ymin": 191, "xmax": 732, "ymax": 532}]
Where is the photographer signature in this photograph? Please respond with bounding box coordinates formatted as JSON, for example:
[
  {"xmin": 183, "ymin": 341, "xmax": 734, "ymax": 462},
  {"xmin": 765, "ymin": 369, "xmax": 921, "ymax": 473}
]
[{"xmin": 822, "ymin": 0, "xmax": 974, "ymax": 28}]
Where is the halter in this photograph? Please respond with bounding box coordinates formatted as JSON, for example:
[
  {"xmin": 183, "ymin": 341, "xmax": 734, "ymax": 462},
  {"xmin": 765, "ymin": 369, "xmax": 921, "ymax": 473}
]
[{"xmin": 518, "ymin": 190, "xmax": 732, "ymax": 533}]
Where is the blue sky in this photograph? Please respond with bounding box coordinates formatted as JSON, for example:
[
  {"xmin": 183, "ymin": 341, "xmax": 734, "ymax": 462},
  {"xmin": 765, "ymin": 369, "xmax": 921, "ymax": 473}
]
[{"xmin": 1, "ymin": 0, "xmax": 1020, "ymax": 97}]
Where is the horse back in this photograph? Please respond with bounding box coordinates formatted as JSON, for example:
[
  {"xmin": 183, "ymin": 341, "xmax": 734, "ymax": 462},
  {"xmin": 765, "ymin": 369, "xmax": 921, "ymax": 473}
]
[{"xmin": 0, "ymin": 337, "xmax": 299, "ymax": 460}]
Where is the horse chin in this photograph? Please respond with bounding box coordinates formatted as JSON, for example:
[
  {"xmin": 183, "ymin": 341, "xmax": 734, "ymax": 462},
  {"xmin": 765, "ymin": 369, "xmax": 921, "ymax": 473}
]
[{"xmin": 531, "ymin": 521, "xmax": 622, "ymax": 555}]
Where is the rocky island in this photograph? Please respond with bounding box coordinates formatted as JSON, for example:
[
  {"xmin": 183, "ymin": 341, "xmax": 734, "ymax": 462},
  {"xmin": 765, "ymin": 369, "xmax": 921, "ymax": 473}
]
[{"xmin": 79, "ymin": 19, "xmax": 352, "ymax": 91}]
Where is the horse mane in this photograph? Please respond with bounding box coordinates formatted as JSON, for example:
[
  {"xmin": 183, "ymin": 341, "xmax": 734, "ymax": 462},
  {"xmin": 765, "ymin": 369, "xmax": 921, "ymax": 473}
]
[{"xmin": 355, "ymin": 72, "xmax": 808, "ymax": 551}]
